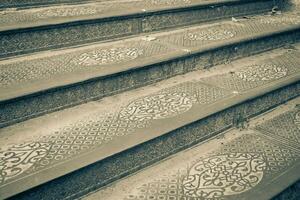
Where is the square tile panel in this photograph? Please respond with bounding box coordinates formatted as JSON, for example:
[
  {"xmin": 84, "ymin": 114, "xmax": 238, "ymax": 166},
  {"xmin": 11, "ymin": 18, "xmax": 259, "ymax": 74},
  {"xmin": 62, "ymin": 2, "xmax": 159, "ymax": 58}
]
[
  {"xmin": 116, "ymin": 133, "xmax": 300, "ymax": 200},
  {"xmin": 155, "ymin": 14, "xmax": 300, "ymax": 50},
  {"xmin": 199, "ymin": 51, "xmax": 300, "ymax": 92},
  {"xmin": 0, "ymin": 40, "xmax": 176, "ymax": 88},
  {"xmin": 0, "ymin": 81, "xmax": 230, "ymax": 186},
  {"xmin": 256, "ymin": 108, "xmax": 300, "ymax": 150}
]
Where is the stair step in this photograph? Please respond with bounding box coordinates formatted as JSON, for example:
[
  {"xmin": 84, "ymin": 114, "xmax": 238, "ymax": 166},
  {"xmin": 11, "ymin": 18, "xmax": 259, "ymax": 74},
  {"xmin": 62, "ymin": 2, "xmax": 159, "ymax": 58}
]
[
  {"xmin": 1, "ymin": 11, "xmax": 299, "ymax": 128},
  {"xmin": 0, "ymin": 0, "xmax": 103, "ymax": 9},
  {"xmin": 82, "ymin": 97, "xmax": 300, "ymax": 200},
  {"xmin": 0, "ymin": 0, "xmax": 279, "ymax": 58},
  {"xmin": 0, "ymin": 45, "xmax": 299, "ymax": 199}
]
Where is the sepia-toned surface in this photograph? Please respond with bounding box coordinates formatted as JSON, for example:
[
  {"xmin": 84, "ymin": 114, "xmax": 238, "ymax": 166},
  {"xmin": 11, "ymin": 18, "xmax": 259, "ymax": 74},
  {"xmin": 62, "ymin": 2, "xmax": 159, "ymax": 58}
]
[
  {"xmin": 0, "ymin": 0, "xmax": 277, "ymax": 58},
  {"xmin": 1, "ymin": 12, "xmax": 300, "ymax": 128},
  {"xmin": 0, "ymin": 0, "xmax": 299, "ymax": 199},
  {"xmin": 1, "ymin": 43, "xmax": 299, "ymax": 199},
  {"xmin": 83, "ymin": 97, "xmax": 300, "ymax": 200}
]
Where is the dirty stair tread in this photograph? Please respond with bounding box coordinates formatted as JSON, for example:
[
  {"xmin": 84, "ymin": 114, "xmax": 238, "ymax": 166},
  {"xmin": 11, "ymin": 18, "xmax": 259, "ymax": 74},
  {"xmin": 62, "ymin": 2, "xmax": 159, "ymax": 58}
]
[
  {"xmin": 0, "ymin": 44, "xmax": 299, "ymax": 199},
  {"xmin": 1, "ymin": 12, "xmax": 300, "ymax": 102},
  {"xmin": 82, "ymin": 96, "xmax": 300, "ymax": 200},
  {"xmin": 0, "ymin": 0, "xmax": 279, "ymax": 59},
  {"xmin": 0, "ymin": 0, "xmax": 272, "ymax": 32}
]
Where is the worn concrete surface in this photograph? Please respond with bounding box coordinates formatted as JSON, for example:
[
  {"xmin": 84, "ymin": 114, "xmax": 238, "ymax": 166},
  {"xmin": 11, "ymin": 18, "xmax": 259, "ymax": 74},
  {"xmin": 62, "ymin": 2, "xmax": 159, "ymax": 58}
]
[
  {"xmin": 0, "ymin": 0, "xmax": 276, "ymax": 30},
  {"xmin": 83, "ymin": 96, "xmax": 300, "ymax": 200},
  {"xmin": 0, "ymin": 44, "xmax": 299, "ymax": 199},
  {"xmin": 0, "ymin": 0, "xmax": 278, "ymax": 58},
  {"xmin": 1, "ymin": 12, "xmax": 300, "ymax": 128}
]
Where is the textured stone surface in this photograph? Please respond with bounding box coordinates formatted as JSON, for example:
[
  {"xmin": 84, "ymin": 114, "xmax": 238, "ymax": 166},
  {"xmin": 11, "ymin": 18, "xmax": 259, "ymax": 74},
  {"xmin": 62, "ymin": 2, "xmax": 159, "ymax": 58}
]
[
  {"xmin": 0, "ymin": 40, "xmax": 169, "ymax": 87},
  {"xmin": 0, "ymin": 0, "xmax": 279, "ymax": 58},
  {"xmin": 256, "ymin": 109, "xmax": 300, "ymax": 149},
  {"xmin": 0, "ymin": 82, "xmax": 232, "ymax": 186},
  {"xmin": 0, "ymin": 18, "xmax": 140, "ymax": 58},
  {"xmin": 141, "ymin": 0, "xmax": 275, "ymax": 32},
  {"xmin": 1, "ymin": 14, "xmax": 300, "ymax": 128},
  {"xmin": 83, "ymin": 98, "xmax": 300, "ymax": 200},
  {"xmin": 155, "ymin": 14, "xmax": 300, "ymax": 50},
  {"xmin": 11, "ymin": 82, "xmax": 300, "ymax": 200},
  {"xmin": 0, "ymin": 0, "xmax": 194, "ymax": 9},
  {"xmin": 201, "ymin": 51, "xmax": 300, "ymax": 92},
  {"xmin": 1, "ymin": 46, "xmax": 300, "ymax": 198}
]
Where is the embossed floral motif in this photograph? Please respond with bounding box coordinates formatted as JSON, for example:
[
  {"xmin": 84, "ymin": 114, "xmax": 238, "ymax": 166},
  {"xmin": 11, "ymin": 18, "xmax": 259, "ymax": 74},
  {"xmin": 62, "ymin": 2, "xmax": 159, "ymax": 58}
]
[
  {"xmin": 0, "ymin": 142, "xmax": 50, "ymax": 183},
  {"xmin": 294, "ymin": 111, "xmax": 300, "ymax": 130},
  {"xmin": 119, "ymin": 92, "xmax": 194, "ymax": 122},
  {"xmin": 182, "ymin": 153, "xmax": 266, "ymax": 199},
  {"xmin": 35, "ymin": 7, "xmax": 98, "ymax": 18},
  {"xmin": 258, "ymin": 16, "xmax": 300, "ymax": 26},
  {"xmin": 236, "ymin": 64, "xmax": 288, "ymax": 82},
  {"xmin": 0, "ymin": 82, "xmax": 229, "ymax": 185},
  {"xmin": 74, "ymin": 47, "xmax": 144, "ymax": 66},
  {"xmin": 185, "ymin": 29, "xmax": 236, "ymax": 41}
]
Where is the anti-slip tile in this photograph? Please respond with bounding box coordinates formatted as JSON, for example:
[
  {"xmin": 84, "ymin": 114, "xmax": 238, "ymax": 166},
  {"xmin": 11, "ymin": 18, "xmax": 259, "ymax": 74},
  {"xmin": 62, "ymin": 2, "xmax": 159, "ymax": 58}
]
[
  {"xmin": 84, "ymin": 131, "xmax": 300, "ymax": 200},
  {"xmin": 0, "ymin": 81, "xmax": 231, "ymax": 187},
  {"xmin": 0, "ymin": 0, "xmax": 209, "ymax": 29},
  {"xmin": 200, "ymin": 51, "xmax": 300, "ymax": 92},
  {"xmin": 0, "ymin": 39, "xmax": 178, "ymax": 89},
  {"xmin": 155, "ymin": 13, "xmax": 300, "ymax": 50},
  {"xmin": 256, "ymin": 108, "xmax": 300, "ymax": 150}
]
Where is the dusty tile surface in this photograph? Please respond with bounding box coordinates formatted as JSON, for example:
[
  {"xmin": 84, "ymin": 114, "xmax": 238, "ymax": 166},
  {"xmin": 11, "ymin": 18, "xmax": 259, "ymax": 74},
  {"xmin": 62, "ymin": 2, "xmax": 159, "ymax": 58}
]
[
  {"xmin": 154, "ymin": 13, "xmax": 300, "ymax": 50},
  {"xmin": 0, "ymin": 44, "xmax": 299, "ymax": 193},
  {"xmin": 1, "ymin": 12, "xmax": 300, "ymax": 100},
  {"xmin": 0, "ymin": 0, "xmax": 209, "ymax": 29},
  {"xmin": 83, "ymin": 97, "xmax": 300, "ymax": 200}
]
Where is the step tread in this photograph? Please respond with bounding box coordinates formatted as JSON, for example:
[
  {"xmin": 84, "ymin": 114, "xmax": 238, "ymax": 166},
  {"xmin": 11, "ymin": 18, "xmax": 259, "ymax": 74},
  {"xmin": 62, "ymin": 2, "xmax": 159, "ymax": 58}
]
[
  {"xmin": 0, "ymin": 0, "xmax": 253, "ymax": 32},
  {"xmin": 83, "ymin": 96, "xmax": 300, "ymax": 200},
  {"xmin": 0, "ymin": 45, "xmax": 299, "ymax": 199},
  {"xmin": 1, "ymin": 11, "xmax": 299, "ymax": 102}
]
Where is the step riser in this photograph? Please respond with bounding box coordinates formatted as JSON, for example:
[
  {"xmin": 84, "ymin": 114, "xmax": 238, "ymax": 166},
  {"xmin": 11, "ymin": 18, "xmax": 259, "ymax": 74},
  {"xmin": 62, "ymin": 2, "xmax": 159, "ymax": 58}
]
[
  {"xmin": 0, "ymin": 0, "xmax": 91, "ymax": 9},
  {"xmin": 1, "ymin": 28, "xmax": 299, "ymax": 128},
  {"xmin": 0, "ymin": 0, "xmax": 277, "ymax": 59},
  {"xmin": 9, "ymin": 81, "xmax": 300, "ymax": 200},
  {"xmin": 273, "ymin": 180, "xmax": 300, "ymax": 200}
]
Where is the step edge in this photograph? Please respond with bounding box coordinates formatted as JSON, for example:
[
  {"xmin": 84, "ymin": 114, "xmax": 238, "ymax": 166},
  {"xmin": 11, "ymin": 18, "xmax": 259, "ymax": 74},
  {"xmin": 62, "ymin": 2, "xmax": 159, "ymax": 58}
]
[
  {"xmin": 1, "ymin": 24, "xmax": 299, "ymax": 104},
  {"xmin": 0, "ymin": 74, "xmax": 299, "ymax": 199},
  {"xmin": 0, "ymin": 0, "xmax": 272, "ymax": 33}
]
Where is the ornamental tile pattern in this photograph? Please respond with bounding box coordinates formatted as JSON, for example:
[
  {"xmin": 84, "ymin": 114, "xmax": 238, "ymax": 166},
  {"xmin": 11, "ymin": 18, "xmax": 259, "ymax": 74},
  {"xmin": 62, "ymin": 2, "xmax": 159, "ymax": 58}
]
[
  {"xmin": 34, "ymin": 6, "xmax": 98, "ymax": 18},
  {"xmin": 156, "ymin": 24, "xmax": 241, "ymax": 47},
  {"xmin": 0, "ymin": 0, "xmax": 193, "ymax": 26},
  {"xmin": 73, "ymin": 47, "xmax": 144, "ymax": 67},
  {"xmin": 148, "ymin": 0, "xmax": 192, "ymax": 5},
  {"xmin": 0, "ymin": 82, "xmax": 231, "ymax": 185},
  {"xmin": 255, "ymin": 109, "xmax": 300, "ymax": 150},
  {"xmin": 182, "ymin": 153, "xmax": 265, "ymax": 198},
  {"xmin": 122, "ymin": 133, "xmax": 300, "ymax": 200},
  {"xmin": 257, "ymin": 15, "xmax": 300, "ymax": 26},
  {"xmin": 184, "ymin": 29, "xmax": 236, "ymax": 41},
  {"xmin": 201, "ymin": 51, "xmax": 300, "ymax": 92},
  {"xmin": 155, "ymin": 14, "xmax": 300, "ymax": 48},
  {"xmin": 235, "ymin": 64, "xmax": 288, "ymax": 82},
  {"xmin": 1, "ymin": 7, "xmax": 297, "ymax": 58},
  {"xmin": 0, "ymin": 18, "xmax": 139, "ymax": 58},
  {"xmin": 0, "ymin": 41, "xmax": 169, "ymax": 87},
  {"xmin": 0, "ymin": 5, "xmax": 102, "ymax": 25}
]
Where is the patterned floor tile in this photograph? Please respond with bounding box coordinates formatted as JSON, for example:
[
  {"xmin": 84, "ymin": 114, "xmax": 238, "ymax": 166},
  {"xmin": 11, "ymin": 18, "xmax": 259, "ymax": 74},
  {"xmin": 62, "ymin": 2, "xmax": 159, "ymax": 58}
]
[
  {"xmin": 255, "ymin": 108, "xmax": 300, "ymax": 150},
  {"xmin": 0, "ymin": 0, "xmax": 204, "ymax": 28},
  {"xmin": 85, "ymin": 131, "xmax": 300, "ymax": 200},
  {"xmin": 0, "ymin": 81, "xmax": 231, "ymax": 186},
  {"xmin": 0, "ymin": 40, "xmax": 173, "ymax": 88},
  {"xmin": 155, "ymin": 13, "xmax": 300, "ymax": 49},
  {"xmin": 200, "ymin": 51, "xmax": 300, "ymax": 92}
]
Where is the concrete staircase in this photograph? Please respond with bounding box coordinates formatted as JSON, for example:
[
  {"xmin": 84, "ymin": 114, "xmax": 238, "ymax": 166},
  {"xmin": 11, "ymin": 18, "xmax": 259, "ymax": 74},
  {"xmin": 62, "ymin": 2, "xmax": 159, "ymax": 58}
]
[{"xmin": 0, "ymin": 0, "xmax": 299, "ymax": 199}]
